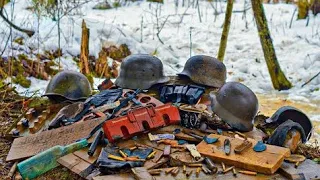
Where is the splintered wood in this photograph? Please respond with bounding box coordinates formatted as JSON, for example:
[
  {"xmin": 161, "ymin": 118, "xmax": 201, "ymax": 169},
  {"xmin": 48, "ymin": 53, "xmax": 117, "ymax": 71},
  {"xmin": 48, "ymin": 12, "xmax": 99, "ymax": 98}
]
[
  {"xmin": 80, "ymin": 19, "xmax": 90, "ymax": 75},
  {"xmin": 196, "ymin": 134, "xmax": 290, "ymax": 174},
  {"xmin": 6, "ymin": 118, "xmax": 104, "ymax": 162}
]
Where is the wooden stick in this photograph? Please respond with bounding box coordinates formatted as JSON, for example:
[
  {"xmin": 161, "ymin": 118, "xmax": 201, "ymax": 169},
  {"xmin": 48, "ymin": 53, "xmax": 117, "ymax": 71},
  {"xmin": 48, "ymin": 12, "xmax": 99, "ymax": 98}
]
[
  {"xmin": 302, "ymin": 71, "xmax": 320, "ymax": 87},
  {"xmin": 80, "ymin": 20, "xmax": 90, "ymax": 75}
]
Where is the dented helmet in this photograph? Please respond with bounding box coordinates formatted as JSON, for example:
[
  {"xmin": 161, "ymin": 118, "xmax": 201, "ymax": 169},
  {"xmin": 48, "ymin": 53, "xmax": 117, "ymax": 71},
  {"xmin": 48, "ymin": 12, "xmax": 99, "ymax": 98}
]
[
  {"xmin": 44, "ymin": 70, "xmax": 92, "ymax": 101},
  {"xmin": 266, "ymin": 106, "xmax": 313, "ymax": 140},
  {"xmin": 115, "ymin": 54, "xmax": 169, "ymax": 89},
  {"xmin": 210, "ymin": 82, "xmax": 258, "ymax": 132},
  {"xmin": 178, "ymin": 55, "xmax": 226, "ymax": 88}
]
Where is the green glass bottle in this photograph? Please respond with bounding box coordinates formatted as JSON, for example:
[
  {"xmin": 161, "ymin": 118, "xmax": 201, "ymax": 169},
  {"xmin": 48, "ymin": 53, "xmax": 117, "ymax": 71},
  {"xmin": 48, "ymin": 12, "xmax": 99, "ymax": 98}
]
[{"xmin": 17, "ymin": 139, "xmax": 88, "ymax": 179}]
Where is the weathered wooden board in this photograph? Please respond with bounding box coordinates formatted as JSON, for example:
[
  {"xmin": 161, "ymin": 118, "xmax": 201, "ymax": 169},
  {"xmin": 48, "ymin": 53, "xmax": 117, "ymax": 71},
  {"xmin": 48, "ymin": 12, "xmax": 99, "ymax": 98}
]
[
  {"xmin": 6, "ymin": 118, "xmax": 104, "ymax": 162},
  {"xmin": 94, "ymin": 166, "xmax": 285, "ymax": 180},
  {"xmin": 197, "ymin": 134, "xmax": 291, "ymax": 174},
  {"xmin": 131, "ymin": 167, "xmax": 154, "ymax": 180},
  {"xmin": 73, "ymin": 146, "xmax": 102, "ymax": 164},
  {"xmin": 279, "ymin": 159, "xmax": 320, "ymax": 180},
  {"xmin": 92, "ymin": 174, "xmax": 135, "ymax": 180},
  {"xmin": 57, "ymin": 153, "xmax": 94, "ymax": 178}
]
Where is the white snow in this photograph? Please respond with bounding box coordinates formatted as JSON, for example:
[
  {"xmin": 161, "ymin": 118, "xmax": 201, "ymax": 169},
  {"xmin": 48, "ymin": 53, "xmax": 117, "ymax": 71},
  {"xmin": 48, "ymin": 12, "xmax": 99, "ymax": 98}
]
[{"xmin": 0, "ymin": 0, "xmax": 319, "ymax": 103}]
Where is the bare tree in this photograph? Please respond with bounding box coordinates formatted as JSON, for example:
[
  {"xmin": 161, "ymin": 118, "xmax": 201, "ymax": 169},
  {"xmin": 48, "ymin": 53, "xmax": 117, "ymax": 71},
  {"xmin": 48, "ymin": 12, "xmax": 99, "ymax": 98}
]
[
  {"xmin": 217, "ymin": 0, "xmax": 233, "ymax": 62},
  {"xmin": 251, "ymin": 0, "xmax": 292, "ymax": 90}
]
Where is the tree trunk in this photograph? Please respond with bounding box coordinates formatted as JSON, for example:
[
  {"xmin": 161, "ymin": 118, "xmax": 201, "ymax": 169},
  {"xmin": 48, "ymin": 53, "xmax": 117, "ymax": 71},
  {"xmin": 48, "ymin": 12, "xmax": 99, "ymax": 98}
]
[
  {"xmin": 298, "ymin": 0, "xmax": 309, "ymax": 19},
  {"xmin": 80, "ymin": 20, "xmax": 90, "ymax": 75},
  {"xmin": 217, "ymin": 0, "xmax": 233, "ymax": 62},
  {"xmin": 251, "ymin": 0, "xmax": 292, "ymax": 90}
]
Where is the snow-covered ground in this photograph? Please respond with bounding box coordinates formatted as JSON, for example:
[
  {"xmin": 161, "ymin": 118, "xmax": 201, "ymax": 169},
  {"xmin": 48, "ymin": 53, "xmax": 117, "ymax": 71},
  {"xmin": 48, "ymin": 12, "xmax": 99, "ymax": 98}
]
[{"xmin": 1, "ymin": 1, "xmax": 319, "ymax": 105}]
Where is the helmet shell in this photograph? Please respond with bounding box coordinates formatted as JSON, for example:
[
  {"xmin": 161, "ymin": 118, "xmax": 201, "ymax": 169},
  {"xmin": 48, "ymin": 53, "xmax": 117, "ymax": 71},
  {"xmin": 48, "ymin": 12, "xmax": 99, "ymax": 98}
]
[
  {"xmin": 210, "ymin": 82, "xmax": 258, "ymax": 131},
  {"xmin": 44, "ymin": 70, "xmax": 92, "ymax": 101},
  {"xmin": 115, "ymin": 54, "xmax": 169, "ymax": 89},
  {"xmin": 178, "ymin": 55, "xmax": 226, "ymax": 88},
  {"xmin": 266, "ymin": 106, "xmax": 313, "ymax": 140}
]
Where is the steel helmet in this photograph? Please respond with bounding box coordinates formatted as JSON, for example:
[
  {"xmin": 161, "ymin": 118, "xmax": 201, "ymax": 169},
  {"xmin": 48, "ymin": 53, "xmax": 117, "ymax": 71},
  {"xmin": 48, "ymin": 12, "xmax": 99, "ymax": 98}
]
[
  {"xmin": 210, "ymin": 82, "xmax": 259, "ymax": 132},
  {"xmin": 44, "ymin": 70, "xmax": 92, "ymax": 101},
  {"xmin": 266, "ymin": 106, "xmax": 313, "ymax": 140},
  {"xmin": 178, "ymin": 55, "xmax": 226, "ymax": 88},
  {"xmin": 115, "ymin": 54, "xmax": 169, "ymax": 89}
]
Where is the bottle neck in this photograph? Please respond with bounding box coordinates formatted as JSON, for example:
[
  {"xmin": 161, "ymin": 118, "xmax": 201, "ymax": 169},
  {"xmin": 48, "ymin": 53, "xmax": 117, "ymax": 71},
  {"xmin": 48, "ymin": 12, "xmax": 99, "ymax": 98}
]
[{"xmin": 63, "ymin": 139, "xmax": 88, "ymax": 154}]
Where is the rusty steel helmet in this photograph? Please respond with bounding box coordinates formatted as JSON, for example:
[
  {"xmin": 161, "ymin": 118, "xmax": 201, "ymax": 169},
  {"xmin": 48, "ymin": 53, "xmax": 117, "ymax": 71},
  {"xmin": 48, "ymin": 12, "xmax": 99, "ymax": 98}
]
[
  {"xmin": 44, "ymin": 70, "xmax": 92, "ymax": 101},
  {"xmin": 210, "ymin": 82, "xmax": 259, "ymax": 132},
  {"xmin": 115, "ymin": 54, "xmax": 169, "ymax": 89},
  {"xmin": 266, "ymin": 106, "xmax": 313, "ymax": 140},
  {"xmin": 178, "ymin": 55, "xmax": 226, "ymax": 88}
]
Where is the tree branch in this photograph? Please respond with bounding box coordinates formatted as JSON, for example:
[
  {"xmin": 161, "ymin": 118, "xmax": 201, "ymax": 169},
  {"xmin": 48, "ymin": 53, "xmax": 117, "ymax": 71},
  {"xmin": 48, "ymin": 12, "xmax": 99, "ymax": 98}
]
[{"xmin": 0, "ymin": 3, "xmax": 35, "ymax": 37}]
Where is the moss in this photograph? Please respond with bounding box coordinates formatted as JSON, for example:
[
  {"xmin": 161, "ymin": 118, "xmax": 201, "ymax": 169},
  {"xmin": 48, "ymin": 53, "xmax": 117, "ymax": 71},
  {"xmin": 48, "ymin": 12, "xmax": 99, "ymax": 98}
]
[
  {"xmin": 28, "ymin": 97, "xmax": 50, "ymax": 109},
  {"xmin": 14, "ymin": 37, "xmax": 24, "ymax": 45},
  {"xmin": 92, "ymin": 1, "xmax": 112, "ymax": 9},
  {"xmin": 13, "ymin": 74, "xmax": 31, "ymax": 88},
  {"xmin": 85, "ymin": 73, "xmax": 94, "ymax": 89},
  {"xmin": 147, "ymin": 0, "xmax": 164, "ymax": 3},
  {"xmin": 217, "ymin": 0, "xmax": 233, "ymax": 62},
  {"xmin": 113, "ymin": 1, "xmax": 121, "ymax": 8},
  {"xmin": 152, "ymin": 48, "xmax": 158, "ymax": 56},
  {"xmin": 298, "ymin": 0, "xmax": 309, "ymax": 19},
  {"xmin": 251, "ymin": 0, "xmax": 292, "ymax": 90}
]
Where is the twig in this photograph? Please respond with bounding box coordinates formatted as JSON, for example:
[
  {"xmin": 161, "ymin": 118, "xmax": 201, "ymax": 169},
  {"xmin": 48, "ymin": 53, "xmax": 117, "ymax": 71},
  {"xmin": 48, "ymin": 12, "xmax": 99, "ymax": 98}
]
[
  {"xmin": 57, "ymin": 0, "xmax": 61, "ymax": 70},
  {"xmin": 0, "ymin": 4, "xmax": 34, "ymax": 37},
  {"xmin": 196, "ymin": 0, "xmax": 202, "ymax": 23},
  {"xmin": 301, "ymin": 71, "xmax": 320, "ymax": 87},
  {"xmin": 189, "ymin": 27, "xmax": 192, "ymax": 57},
  {"xmin": 116, "ymin": 27, "xmax": 127, "ymax": 37},
  {"xmin": 306, "ymin": 15, "xmax": 310, "ymax": 27},
  {"xmin": 0, "ymin": 28, "xmax": 10, "ymax": 56},
  {"xmin": 140, "ymin": 16, "xmax": 143, "ymax": 42},
  {"xmin": 289, "ymin": 8, "xmax": 297, "ymax": 28}
]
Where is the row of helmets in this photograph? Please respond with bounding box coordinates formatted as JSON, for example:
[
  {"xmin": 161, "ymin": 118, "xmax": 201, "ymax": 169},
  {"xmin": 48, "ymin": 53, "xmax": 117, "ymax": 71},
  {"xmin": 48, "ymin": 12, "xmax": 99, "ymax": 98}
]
[
  {"xmin": 44, "ymin": 54, "xmax": 258, "ymax": 132},
  {"xmin": 114, "ymin": 54, "xmax": 258, "ymax": 132}
]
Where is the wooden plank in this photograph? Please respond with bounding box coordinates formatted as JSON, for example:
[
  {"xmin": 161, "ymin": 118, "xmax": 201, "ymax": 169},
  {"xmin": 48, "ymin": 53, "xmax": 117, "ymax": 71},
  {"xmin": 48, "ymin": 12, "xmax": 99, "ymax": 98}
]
[
  {"xmin": 196, "ymin": 134, "xmax": 290, "ymax": 174},
  {"xmin": 92, "ymin": 174, "xmax": 135, "ymax": 180},
  {"xmin": 73, "ymin": 146, "xmax": 102, "ymax": 164},
  {"xmin": 279, "ymin": 159, "xmax": 320, "ymax": 180},
  {"xmin": 6, "ymin": 118, "xmax": 104, "ymax": 162},
  {"xmin": 57, "ymin": 153, "xmax": 94, "ymax": 178},
  {"xmin": 132, "ymin": 167, "xmax": 154, "ymax": 180}
]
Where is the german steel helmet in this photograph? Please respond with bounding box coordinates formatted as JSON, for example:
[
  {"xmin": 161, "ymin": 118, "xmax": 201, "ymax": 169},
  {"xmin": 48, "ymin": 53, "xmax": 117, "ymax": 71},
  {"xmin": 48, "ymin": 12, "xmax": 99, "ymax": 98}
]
[
  {"xmin": 178, "ymin": 55, "xmax": 226, "ymax": 88},
  {"xmin": 115, "ymin": 54, "xmax": 169, "ymax": 89},
  {"xmin": 44, "ymin": 70, "xmax": 92, "ymax": 101},
  {"xmin": 210, "ymin": 82, "xmax": 259, "ymax": 132},
  {"xmin": 266, "ymin": 106, "xmax": 313, "ymax": 140}
]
